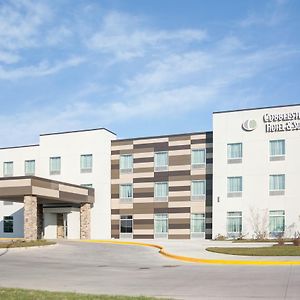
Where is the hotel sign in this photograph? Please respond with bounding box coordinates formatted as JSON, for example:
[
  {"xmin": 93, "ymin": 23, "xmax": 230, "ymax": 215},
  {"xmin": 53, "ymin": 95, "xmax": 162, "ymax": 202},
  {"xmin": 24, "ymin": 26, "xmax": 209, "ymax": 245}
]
[{"xmin": 263, "ymin": 112, "xmax": 300, "ymax": 132}]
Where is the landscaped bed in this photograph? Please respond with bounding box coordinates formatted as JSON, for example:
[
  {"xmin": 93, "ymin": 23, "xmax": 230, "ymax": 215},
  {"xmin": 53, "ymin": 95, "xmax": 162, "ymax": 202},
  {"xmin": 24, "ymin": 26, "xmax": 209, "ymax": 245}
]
[
  {"xmin": 206, "ymin": 245, "xmax": 300, "ymax": 256},
  {"xmin": 0, "ymin": 288, "xmax": 158, "ymax": 300},
  {"xmin": 0, "ymin": 239, "xmax": 55, "ymax": 248}
]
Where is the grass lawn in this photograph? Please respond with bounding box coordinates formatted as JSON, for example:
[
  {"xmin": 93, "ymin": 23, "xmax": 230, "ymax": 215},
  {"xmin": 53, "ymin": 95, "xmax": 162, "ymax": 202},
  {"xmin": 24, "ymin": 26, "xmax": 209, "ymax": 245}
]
[
  {"xmin": 232, "ymin": 239, "xmax": 293, "ymax": 243},
  {"xmin": 0, "ymin": 239, "xmax": 55, "ymax": 248},
  {"xmin": 206, "ymin": 245, "xmax": 300, "ymax": 256},
  {"xmin": 0, "ymin": 288, "xmax": 160, "ymax": 300}
]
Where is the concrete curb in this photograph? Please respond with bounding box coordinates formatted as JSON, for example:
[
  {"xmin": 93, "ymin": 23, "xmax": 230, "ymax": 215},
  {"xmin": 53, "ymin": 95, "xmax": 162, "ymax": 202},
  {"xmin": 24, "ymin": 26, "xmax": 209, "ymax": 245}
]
[{"xmin": 81, "ymin": 239, "xmax": 300, "ymax": 266}]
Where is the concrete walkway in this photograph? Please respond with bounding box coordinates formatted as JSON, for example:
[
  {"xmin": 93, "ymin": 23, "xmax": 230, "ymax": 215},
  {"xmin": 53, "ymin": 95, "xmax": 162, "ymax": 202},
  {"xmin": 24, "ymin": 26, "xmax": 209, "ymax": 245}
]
[{"xmin": 90, "ymin": 239, "xmax": 300, "ymax": 263}]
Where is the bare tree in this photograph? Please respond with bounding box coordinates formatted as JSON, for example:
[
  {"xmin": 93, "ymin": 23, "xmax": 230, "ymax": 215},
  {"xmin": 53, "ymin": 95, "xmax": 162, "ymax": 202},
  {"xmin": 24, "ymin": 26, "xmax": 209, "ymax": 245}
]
[{"xmin": 248, "ymin": 207, "xmax": 268, "ymax": 240}]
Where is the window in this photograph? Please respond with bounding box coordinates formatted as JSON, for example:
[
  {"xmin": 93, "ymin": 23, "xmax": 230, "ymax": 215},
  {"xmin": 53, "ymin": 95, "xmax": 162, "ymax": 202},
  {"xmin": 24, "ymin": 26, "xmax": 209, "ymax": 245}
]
[
  {"xmin": 120, "ymin": 184, "xmax": 133, "ymax": 201},
  {"xmin": 270, "ymin": 140, "xmax": 285, "ymax": 160},
  {"xmin": 191, "ymin": 149, "xmax": 206, "ymax": 168},
  {"xmin": 3, "ymin": 216, "xmax": 13, "ymax": 233},
  {"xmin": 120, "ymin": 154, "xmax": 133, "ymax": 173},
  {"xmin": 269, "ymin": 174, "xmax": 285, "ymax": 191},
  {"xmin": 191, "ymin": 213, "xmax": 205, "ymax": 234},
  {"xmin": 49, "ymin": 157, "xmax": 61, "ymax": 175},
  {"xmin": 3, "ymin": 161, "xmax": 13, "ymax": 177},
  {"xmin": 227, "ymin": 177, "xmax": 243, "ymax": 194},
  {"xmin": 227, "ymin": 143, "xmax": 242, "ymax": 163},
  {"xmin": 191, "ymin": 180, "xmax": 206, "ymax": 200},
  {"xmin": 154, "ymin": 214, "xmax": 168, "ymax": 237},
  {"xmin": 154, "ymin": 182, "xmax": 168, "ymax": 200},
  {"xmin": 269, "ymin": 210, "xmax": 285, "ymax": 237},
  {"xmin": 120, "ymin": 215, "xmax": 133, "ymax": 237},
  {"xmin": 80, "ymin": 154, "xmax": 93, "ymax": 173},
  {"xmin": 25, "ymin": 160, "xmax": 35, "ymax": 176},
  {"xmin": 80, "ymin": 184, "xmax": 93, "ymax": 188},
  {"xmin": 227, "ymin": 212, "xmax": 242, "ymax": 236},
  {"xmin": 3, "ymin": 201, "xmax": 13, "ymax": 206},
  {"xmin": 154, "ymin": 152, "xmax": 168, "ymax": 171}
]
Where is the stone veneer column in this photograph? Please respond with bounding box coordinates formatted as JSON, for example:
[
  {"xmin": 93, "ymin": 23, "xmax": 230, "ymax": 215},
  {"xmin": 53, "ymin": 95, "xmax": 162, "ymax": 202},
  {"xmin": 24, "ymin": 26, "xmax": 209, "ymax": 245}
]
[
  {"xmin": 24, "ymin": 195, "xmax": 39, "ymax": 240},
  {"xmin": 80, "ymin": 203, "xmax": 91, "ymax": 239},
  {"xmin": 37, "ymin": 204, "xmax": 44, "ymax": 239}
]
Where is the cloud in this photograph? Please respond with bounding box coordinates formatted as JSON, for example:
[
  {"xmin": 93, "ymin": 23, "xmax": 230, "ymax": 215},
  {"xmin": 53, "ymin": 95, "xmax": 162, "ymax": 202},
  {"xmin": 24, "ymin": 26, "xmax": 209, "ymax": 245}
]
[
  {"xmin": 0, "ymin": 56, "xmax": 85, "ymax": 80},
  {"xmin": 0, "ymin": 51, "xmax": 20, "ymax": 64},
  {"xmin": 88, "ymin": 11, "xmax": 207, "ymax": 61}
]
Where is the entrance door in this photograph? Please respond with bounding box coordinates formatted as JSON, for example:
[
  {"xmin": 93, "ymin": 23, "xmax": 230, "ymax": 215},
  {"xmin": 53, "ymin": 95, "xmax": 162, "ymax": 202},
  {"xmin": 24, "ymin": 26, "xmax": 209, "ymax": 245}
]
[{"xmin": 57, "ymin": 213, "xmax": 65, "ymax": 239}]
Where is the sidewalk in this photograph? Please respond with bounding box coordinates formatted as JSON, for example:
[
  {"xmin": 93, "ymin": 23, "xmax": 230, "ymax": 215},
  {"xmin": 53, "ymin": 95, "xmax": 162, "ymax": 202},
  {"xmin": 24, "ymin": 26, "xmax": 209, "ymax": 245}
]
[{"xmin": 104, "ymin": 239, "xmax": 300, "ymax": 263}]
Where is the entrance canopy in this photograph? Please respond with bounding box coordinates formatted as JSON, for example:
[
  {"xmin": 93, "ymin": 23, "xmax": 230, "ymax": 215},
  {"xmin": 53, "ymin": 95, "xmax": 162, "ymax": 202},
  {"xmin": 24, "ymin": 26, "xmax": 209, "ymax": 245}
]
[
  {"xmin": 0, "ymin": 176, "xmax": 94, "ymax": 240},
  {"xmin": 0, "ymin": 176, "xmax": 94, "ymax": 205}
]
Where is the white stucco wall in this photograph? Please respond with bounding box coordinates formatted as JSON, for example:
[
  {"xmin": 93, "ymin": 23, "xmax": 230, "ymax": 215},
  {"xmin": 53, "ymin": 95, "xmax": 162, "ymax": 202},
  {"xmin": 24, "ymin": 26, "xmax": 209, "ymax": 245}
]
[
  {"xmin": 0, "ymin": 128, "xmax": 116, "ymax": 239},
  {"xmin": 213, "ymin": 105, "xmax": 300, "ymax": 239}
]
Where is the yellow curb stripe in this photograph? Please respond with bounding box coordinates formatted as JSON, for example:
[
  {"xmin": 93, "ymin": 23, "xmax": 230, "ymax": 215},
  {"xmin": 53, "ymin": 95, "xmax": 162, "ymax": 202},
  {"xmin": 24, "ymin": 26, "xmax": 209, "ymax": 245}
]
[{"xmin": 81, "ymin": 239, "xmax": 300, "ymax": 266}]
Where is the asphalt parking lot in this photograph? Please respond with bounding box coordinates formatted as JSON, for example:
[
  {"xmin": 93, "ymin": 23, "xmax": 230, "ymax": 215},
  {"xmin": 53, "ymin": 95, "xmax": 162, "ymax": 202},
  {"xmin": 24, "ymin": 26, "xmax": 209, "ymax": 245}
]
[{"xmin": 0, "ymin": 241, "xmax": 300, "ymax": 299}]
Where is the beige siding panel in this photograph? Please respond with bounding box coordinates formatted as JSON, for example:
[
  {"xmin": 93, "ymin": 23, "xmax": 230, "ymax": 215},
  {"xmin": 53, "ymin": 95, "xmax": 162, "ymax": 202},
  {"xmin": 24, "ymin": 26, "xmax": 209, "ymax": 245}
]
[
  {"xmin": 168, "ymin": 201, "xmax": 191, "ymax": 208},
  {"xmin": 190, "ymin": 201, "xmax": 205, "ymax": 212},
  {"xmin": 32, "ymin": 186, "xmax": 60, "ymax": 198},
  {"xmin": 133, "ymin": 197, "xmax": 154, "ymax": 203},
  {"xmin": 133, "ymin": 137, "xmax": 168, "ymax": 144},
  {"xmin": 169, "ymin": 180, "xmax": 191, "ymax": 187},
  {"xmin": 169, "ymin": 213, "xmax": 190, "ymax": 219},
  {"xmin": 111, "ymin": 200, "xmax": 120, "ymax": 209},
  {"xmin": 117, "ymin": 178, "xmax": 133, "ymax": 184},
  {"xmin": 134, "ymin": 152, "xmax": 154, "ymax": 158},
  {"xmin": 119, "ymin": 173, "xmax": 134, "ymax": 180},
  {"xmin": 133, "ymin": 162, "xmax": 154, "ymax": 169},
  {"xmin": 169, "ymin": 135, "xmax": 191, "ymax": 142},
  {"xmin": 168, "ymin": 140, "xmax": 191, "ymax": 146},
  {"xmin": 169, "ymin": 191, "xmax": 190, "ymax": 197},
  {"xmin": 119, "ymin": 203, "xmax": 134, "ymax": 209},
  {"xmin": 133, "ymin": 214, "xmax": 154, "ymax": 219},
  {"xmin": 191, "ymin": 134, "xmax": 206, "ymax": 140},
  {"xmin": 168, "ymin": 165, "xmax": 190, "ymax": 171},
  {"xmin": 133, "ymin": 229, "xmax": 154, "ymax": 234},
  {"xmin": 169, "ymin": 149, "xmax": 191, "ymax": 156},
  {"xmin": 191, "ymin": 144, "xmax": 206, "ymax": 149},
  {"xmin": 133, "ymin": 172, "xmax": 154, "ymax": 178},
  {"xmin": 191, "ymin": 169, "xmax": 207, "ymax": 176},
  {"xmin": 112, "ymin": 144, "xmax": 134, "ymax": 151},
  {"xmin": 133, "ymin": 182, "xmax": 154, "ymax": 188},
  {"xmin": 111, "ymin": 154, "xmax": 120, "ymax": 160},
  {"xmin": 0, "ymin": 179, "xmax": 31, "ymax": 188},
  {"xmin": 168, "ymin": 229, "xmax": 190, "ymax": 234},
  {"xmin": 111, "ymin": 215, "xmax": 120, "ymax": 220}
]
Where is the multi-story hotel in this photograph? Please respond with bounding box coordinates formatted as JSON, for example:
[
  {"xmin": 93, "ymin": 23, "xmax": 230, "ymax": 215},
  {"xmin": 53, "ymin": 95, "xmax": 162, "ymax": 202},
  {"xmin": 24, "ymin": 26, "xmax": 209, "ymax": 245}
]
[{"xmin": 0, "ymin": 103, "xmax": 299, "ymax": 240}]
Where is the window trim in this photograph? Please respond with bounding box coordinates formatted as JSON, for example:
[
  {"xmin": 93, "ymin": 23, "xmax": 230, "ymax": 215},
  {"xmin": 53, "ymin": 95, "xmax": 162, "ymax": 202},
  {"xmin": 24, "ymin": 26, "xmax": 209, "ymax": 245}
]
[
  {"xmin": 119, "ymin": 183, "xmax": 133, "ymax": 202},
  {"xmin": 227, "ymin": 211, "xmax": 242, "ymax": 237},
  {"xmin": 119, "ymin": 215, "xmax": 133, "ymax": 239},
  {"xmin": 154, "ymin": 182, "xmax": 168, "ymax": 201},
  {"xmin": 24, "ymin": 159, "xmax": 35, "ymax": 176},
  {"xmin": 227, "ymin": 143, "xmax": 243, "ymax": 164},
  {"xmin": 49, "ymin": 156, "xmax": 61, "ymax": 175},
  {"xmin": 119, "ymin": 154, "xmax": 133, "ymax": 174},
  {"xmin": 154, "ymin": 151, "xmax": 168, "ymax": 172},
  {"xmin": 3, "ymin": 161, "xmax": 13, "ymax": 177},
  {"xmin": 191, "ymin": 148, "xmax": 206, "ymax": 169},
  {"xmin": 191, "ymin": 180, "xmax": 206, "ymax": 201},
  {"xmin": 3, "ymin": 216, "xmax": 13, "ymax": 233},
  {"xmin": 227, "ymin": 176, "xmax": 243, "ymax": 197}
]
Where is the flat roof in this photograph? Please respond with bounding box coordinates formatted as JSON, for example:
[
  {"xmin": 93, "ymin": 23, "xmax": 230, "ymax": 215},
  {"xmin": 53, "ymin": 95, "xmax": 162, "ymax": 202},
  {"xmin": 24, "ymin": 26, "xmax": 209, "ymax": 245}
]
[
  {"xmin": 213, "ymin": 103, "xmax": 300, "ymax": 114},
  {"xmin": 0, "ymin": 144, "xmax": 40, "ymax": 151},
  {"xmin": 113, "ymin": 131, "xmax": 213, "ymax": 143},
  {"xmin": 40, "ymin": 127, "xmax": 116, "ymax": 136}
]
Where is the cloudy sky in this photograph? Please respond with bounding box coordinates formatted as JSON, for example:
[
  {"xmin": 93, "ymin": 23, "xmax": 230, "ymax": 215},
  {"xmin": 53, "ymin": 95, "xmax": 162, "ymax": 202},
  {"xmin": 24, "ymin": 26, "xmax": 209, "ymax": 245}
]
[{"xmin": 0, "ymin": 0, "xmax": 299, "ymax": 146}]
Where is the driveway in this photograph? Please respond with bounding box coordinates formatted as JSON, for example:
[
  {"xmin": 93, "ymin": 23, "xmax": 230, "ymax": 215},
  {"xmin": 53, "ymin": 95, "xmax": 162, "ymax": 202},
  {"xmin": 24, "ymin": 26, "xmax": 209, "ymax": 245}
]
[{"xmin": 0, "ymin": 241, "xmax": 300, "ymax": 299}]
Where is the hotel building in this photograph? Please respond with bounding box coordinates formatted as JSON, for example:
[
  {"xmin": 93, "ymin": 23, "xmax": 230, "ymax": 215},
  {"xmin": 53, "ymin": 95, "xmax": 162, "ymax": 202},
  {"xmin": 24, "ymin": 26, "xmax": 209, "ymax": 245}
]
[{"xmin": 0, "ymin": 103, "xmax": 299, "ymax": 240}]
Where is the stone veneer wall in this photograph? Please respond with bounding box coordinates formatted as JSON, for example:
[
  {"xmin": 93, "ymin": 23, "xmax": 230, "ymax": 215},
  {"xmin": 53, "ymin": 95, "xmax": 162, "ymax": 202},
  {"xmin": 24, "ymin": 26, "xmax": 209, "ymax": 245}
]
[
  {"xmin": 24, "ymin": 195, "xmax": 38, "ymax": 240},
  {"xmin": 80, "ymin": 203, "xmax": 91, "ymax": 239}
]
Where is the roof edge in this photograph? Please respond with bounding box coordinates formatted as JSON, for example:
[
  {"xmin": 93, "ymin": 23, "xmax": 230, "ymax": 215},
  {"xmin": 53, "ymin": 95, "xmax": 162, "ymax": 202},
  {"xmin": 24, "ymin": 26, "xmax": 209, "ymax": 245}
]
[
  {"xmin": 40, "ymin": 127, "xmax": 116, "ymax": 137},
  {"xmin": 0, "ymin": 144, "xmax": 40, "ymax": 151},
  {"xmin": 213, "ymin": 103, "xmax": 300, "ymax": 115}
]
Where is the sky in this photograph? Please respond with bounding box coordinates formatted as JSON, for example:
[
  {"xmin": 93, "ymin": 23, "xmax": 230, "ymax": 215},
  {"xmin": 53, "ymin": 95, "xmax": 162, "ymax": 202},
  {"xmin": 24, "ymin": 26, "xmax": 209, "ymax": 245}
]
[{"xmin": 0, "ymin": 0, "xmax": 299, "ymax": 147}]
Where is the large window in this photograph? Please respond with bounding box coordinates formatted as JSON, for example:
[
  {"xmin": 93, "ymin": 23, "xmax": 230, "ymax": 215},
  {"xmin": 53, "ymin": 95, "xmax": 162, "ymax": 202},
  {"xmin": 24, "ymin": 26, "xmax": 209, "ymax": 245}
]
[
  {"xmin": 154, "ymin": 182, "xmax": 168, "ymax": 200},
  {"xmin": 269, "ymin": 210, "xmax": 285, "ymax": 236},
  {"xmin": 3, "ymin": 161, "xmax": 13, "ymax": 177},
  {"xmin": 120, "ymin": 215, "xmax": 133, "ymax": 236},
  {"xmin": 227, "ymin": 143, "xmax": 243, "ymax": 160},
  {"xmin": 80, "ymin": 154, "xmax": 93, "ymax": 173},
  {"xmin": 191, "ymin": 149, "xmax": 206, "ymax": 168},
  {"xmin": 270, "ymin": 140, "xmax": 285, "ymax": 157},
  {"xmin": 120, "ymin": 184, "xmax": 133, "ymax": 201},
  {"xmin": 191, "ymin": 180, "xmax": 206, "ymax": 200},
  {"xmin": 227, "ymin": 177, "xmax": 243, "ymax": 193},
  {"xmin": 120, "ymin": 154, "xmax": 133, "ymax": 173},
  {"xmin": 49, "ymin": 157, "xmax": 61, "ymax": 175},
  {"xmin": 191, "ymin": 213, "xmax": 205, "ymax": 234},
  {"xmin": 25, "ymin": 160, "xmax": 35, "ymax": 176},
  {"xmin": 154, "ymin": 152, "xmax": 168, "ymax": 171},
  {"xmin": 227, "ymin": 212, "xmax": 242, "ymax": 236},
  {"xmin": 269, "ymin": 174, "xmax": 285, "ymax": 191},
  {"xmin": 3, "ymin": 216, "xmax": 13, "ymax": 233},
  {"xmin": 154, "ymin": 214, "xmax": 168, "ymax": 237}
]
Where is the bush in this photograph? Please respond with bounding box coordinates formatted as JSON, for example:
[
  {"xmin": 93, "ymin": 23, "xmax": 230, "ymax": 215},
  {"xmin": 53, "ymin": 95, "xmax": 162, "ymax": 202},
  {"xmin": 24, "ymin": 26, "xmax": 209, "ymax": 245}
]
[
  {"xmin": 214, "ymin": 234, "xmax": 227, "ymax": 241},
  {"xmin": 293, "ymin": 238, "xmax": 300, "ymax": 246},
  {"xmin": 277, "ymin": 238, "xmax": 285, "ymax": 246}
]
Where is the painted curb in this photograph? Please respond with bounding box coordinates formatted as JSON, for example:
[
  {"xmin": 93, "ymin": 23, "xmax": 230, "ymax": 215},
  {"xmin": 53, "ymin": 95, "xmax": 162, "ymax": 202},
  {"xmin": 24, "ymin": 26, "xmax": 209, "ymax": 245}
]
[{"xmin": 81, "ymin": 240, "xmax": 300, "ymax": 266}]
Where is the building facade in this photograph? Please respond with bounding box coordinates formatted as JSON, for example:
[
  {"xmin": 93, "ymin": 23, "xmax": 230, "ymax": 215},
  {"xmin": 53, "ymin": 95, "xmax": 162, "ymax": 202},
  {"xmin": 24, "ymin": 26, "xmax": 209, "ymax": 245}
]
[
  {"xmin": 213, "ymin": 104, "xmax": 300, "ymax": 239},
  {"xmin": 111, "ymin": 132, "xmax": 213, "ymax": 239},
  {"xmin": 0, "ymin": 103, "xmax": 299, "ymax": 240}
]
